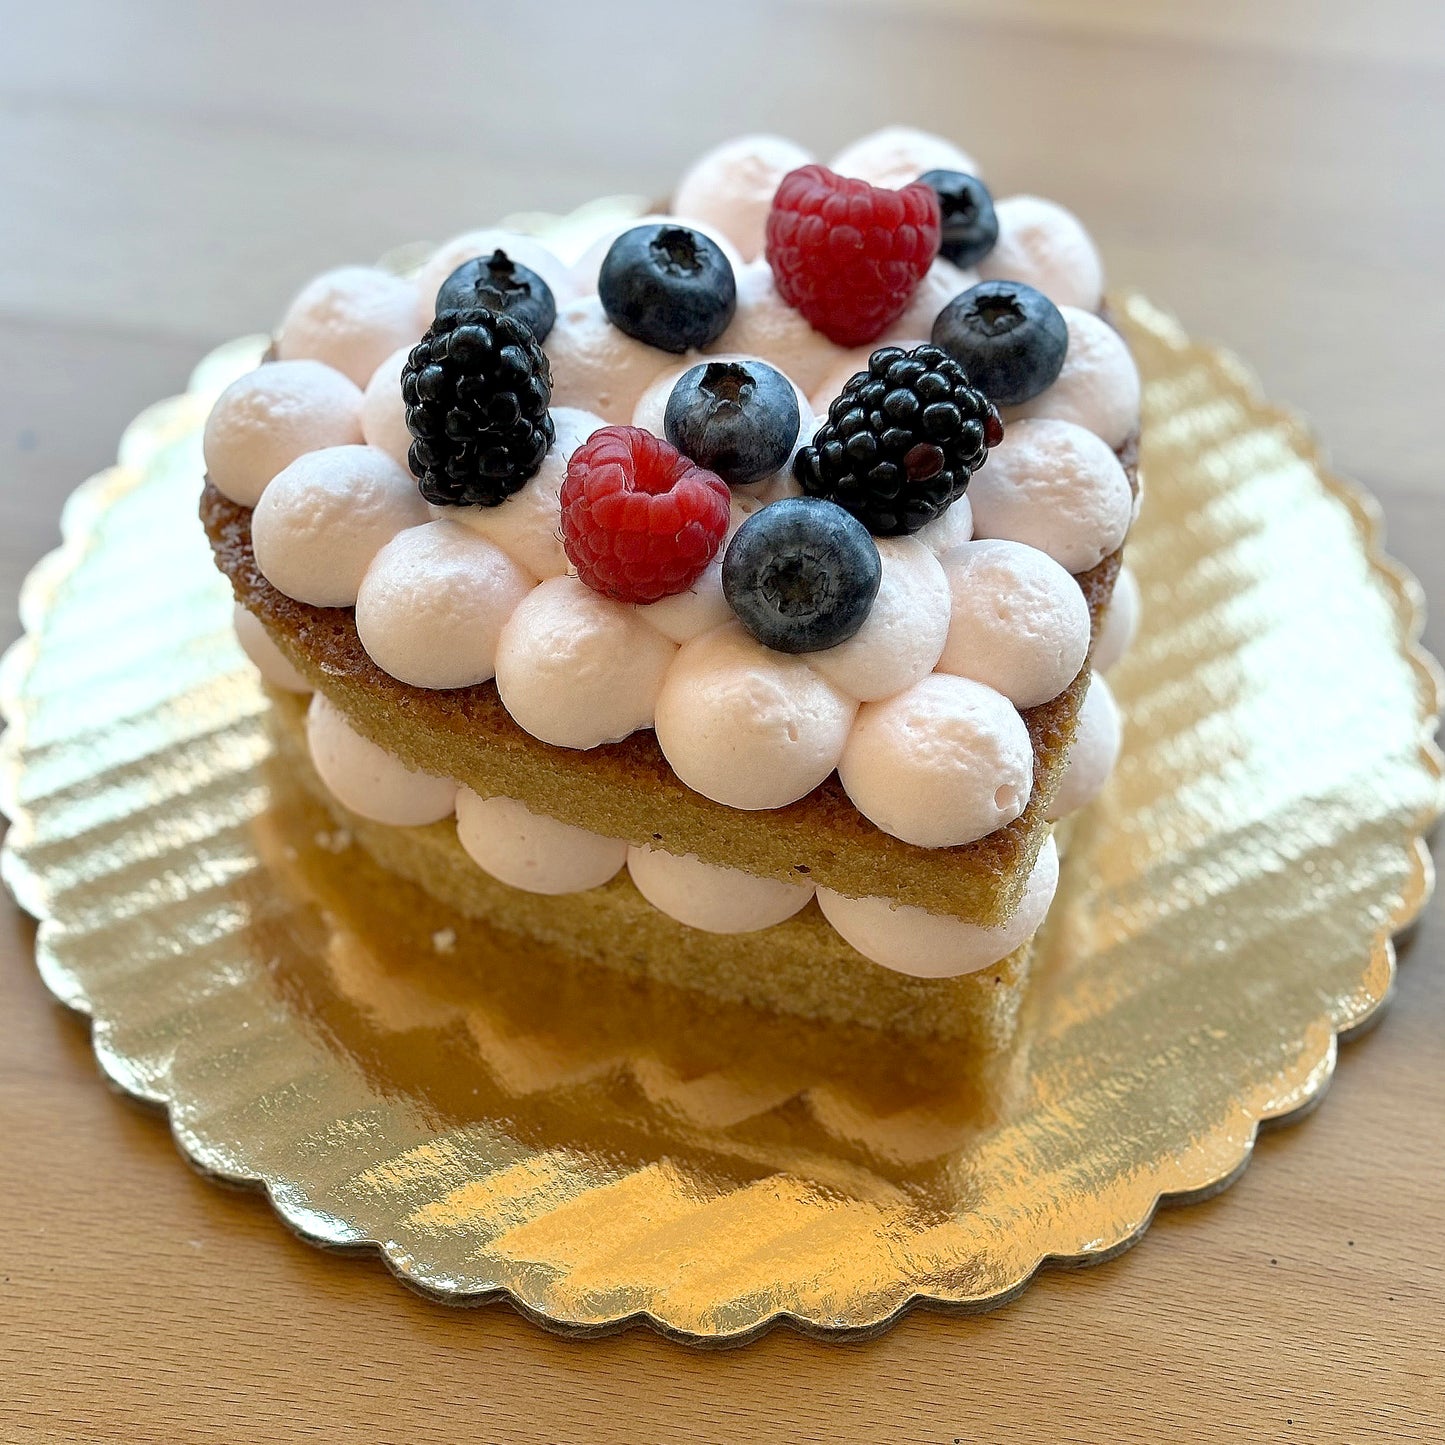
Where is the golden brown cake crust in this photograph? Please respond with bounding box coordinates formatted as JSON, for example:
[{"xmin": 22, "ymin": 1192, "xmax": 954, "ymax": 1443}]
[{"xmin": 202, "ymin": 437, "xmax": 1133, "ymax": 924}]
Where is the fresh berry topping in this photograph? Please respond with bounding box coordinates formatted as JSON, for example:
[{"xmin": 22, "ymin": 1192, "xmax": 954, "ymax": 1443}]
[
  {"xmin": 722, "ymin": 497, "xmax": 881, "ymax": 654},
  {"xmin": 597, "ymin": 224, "xmax": 737, "ymax": 353},
  {"xmin": 560, "ymin": 425, "xmax": 731, "ymax": 603},
  {"xmin": 931, "ymin": 280, "xmax": 1068, "ymax": 406},
  {"xmin": 402, "ymin": 308, "xmax": 555, "ymax": 508},
  {"xmin": 793, "ymin": 344, "xmax": 996, "ymax": 536},
  {"xmin": 663, "ymin": 359, "xmax": 801, "ymax": 487},
  {"xmin": 435, "ymin": 249, "xmax": 557, "ymax": 342},
  {"xmin": 764, "ymin": 164, "xmax": 941, "ymax": 347},
  {"xmin": 917, "ymin": 170, "xmax": 999, "ymax": 268}
]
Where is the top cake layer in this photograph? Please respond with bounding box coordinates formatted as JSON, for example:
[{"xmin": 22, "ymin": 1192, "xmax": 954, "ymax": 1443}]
[{"xmin": 200, "ymin": 126, "xmax": 1139, "ymax": 896}]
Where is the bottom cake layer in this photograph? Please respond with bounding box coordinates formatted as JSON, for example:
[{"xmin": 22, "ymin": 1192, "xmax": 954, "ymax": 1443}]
[{"xmin": 267, "ymin": 687, "xmax": 1033, "ymax": 1046}]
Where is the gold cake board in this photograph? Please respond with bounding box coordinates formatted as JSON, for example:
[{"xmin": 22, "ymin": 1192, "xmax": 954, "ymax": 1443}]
[{"xmin": 1, "ymin": 294, "xmax": 1440, "ymax": 1343}]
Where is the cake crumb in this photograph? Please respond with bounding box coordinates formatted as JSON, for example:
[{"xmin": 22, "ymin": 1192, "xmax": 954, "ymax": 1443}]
[
  {"xmin": 432, "ymin": 928, "xmax": 458, "ymax": 954},
  {"xmin": 314, "ymin": 826, "xmax": 353, "ymax": 854}
]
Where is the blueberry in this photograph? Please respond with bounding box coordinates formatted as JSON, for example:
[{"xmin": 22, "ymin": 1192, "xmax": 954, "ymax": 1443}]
[
  {"xmin": 663, "ymin": 360, "xmax": 800, "ymax": 487},
  {"xmin": 931, "ymin": 280, "xmax": 1068, "ymax": 406},
  {"xmin": 598, "ymin": 224, "xmax": 737, "ymax": 353},
  {"xmin": 722, "ymin": 497, "xmax": 881, "ymax": 654},
  {"xmin": 918, "ymin": 170, "xmax": 999, "ymax": 268},
  {"xmin": 436, "ymin": 249, "xmax": 557, "ymax": 342}
]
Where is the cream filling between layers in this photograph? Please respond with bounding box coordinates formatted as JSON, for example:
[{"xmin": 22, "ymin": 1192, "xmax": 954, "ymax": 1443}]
[{"xmin": 255, "ymin": 648, "xmax": 1119, "ymax": 978}]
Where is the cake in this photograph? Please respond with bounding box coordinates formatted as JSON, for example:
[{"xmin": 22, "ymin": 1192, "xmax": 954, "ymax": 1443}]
[{"xmin": 200, "ymin": 126, "xmax": 1142, "ymax": 1046}]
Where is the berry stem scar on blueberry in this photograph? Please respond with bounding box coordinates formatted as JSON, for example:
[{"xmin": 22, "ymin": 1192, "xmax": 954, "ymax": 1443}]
[
  {"xmin": 652, "ymin": 227, "xmax": 705, "ymax": 273},
  {"xmin": 702, "ymin": 363, "xmax": 748, "ymax": 411}
]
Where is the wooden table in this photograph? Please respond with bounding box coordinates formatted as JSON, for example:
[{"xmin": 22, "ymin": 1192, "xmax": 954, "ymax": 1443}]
[{"xmin": 2, "ymin": 3, "xmax": 1442, "ymax": 1439}]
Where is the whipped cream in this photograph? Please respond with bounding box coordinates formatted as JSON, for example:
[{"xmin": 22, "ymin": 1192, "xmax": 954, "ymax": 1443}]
[
  {"xmin": 546, "ymin": 295, "xmax": 675, "ymax": 423},
  {"xmin": 356, "ymin": 519, "xmax": 533, "ymax": 690},
  {"xmin": 654, "ymin": 621, "xmax": 857, "ymax": 810},
  {"xmin": 817, "ymin": 834, "xmax": 1058, "ymax": 977},
  {"xmin": 978, "ymin": 196, "xmax": 1104, "ymax": 312},
  {"xmin": 838, "ymin": 673, "xmax": 1032, "ymax": 848},
  {"xmin": 626, "ymin": 845, "xmax": 815, "ymax": 933},
  {"xmin": 204, "ymin": 360, "xmax": 363, "ymax": 508},
  {"xmin": 252, "ymin": 444, "xmax": 430, "ymax": 608},
  {"xmin": 727, "ymin": 491, "xmax": 766, "ymax": 534},
  {"xmin": 495, "ymin": 575, "xmax": 678, "ymax": 749},
  {"xmin": 709, "ymin": 260, "xmax": 845, "ymax": 397},
  {"xmin": 811, "ymin": 537, "xmax": 951, "ymax": 702},
  {"xmin": 672, "ymin": 135, "xmax": 815, "ymax": 263},
  {"xmin": 360, "ymin": 345, "xmax": 415, "ymax": 472},
  {"xmin": 883, "ymin": 258, "xmax": 976, "ymax": 343},
  {"xmin": 443, "ymin": 406, "xmax": 603, "ymax": 581},
  {"xmin": 1007, "ymin": 306, "xmax": 1141, "ymax": 450},
  {"xmin": 1093, "ymin": 565, "xmax": 1140, "ymax": 673},
  {"xmin": 740, "ymin": 468, "xmax": 806, "ymax": 506},
  {"xmin": 630, "ymin": 364, "xmax": 689, "ymax": 439},
  {"xmin": 415, "ymin": 230, "xmax": 575, "ymax": 315},
  {"xmin": 936, "ymin": 538, "xmax": 1091, "ymax": 708},
  {"xmin": 233, "ymin": 602, "xmax": 312, "ymax": 693},
  {"xmin": 277, "ymin": 266, "xmax": 424, "ymax": 388},
  {"xmin": 1047, "ymin": 673, "xmax": 1121, "ymax": 821},
  {"xmin": 636, "ymin": 557, "xmax": 732, "ymax": 645},
  {"xmin": 968, "ymin": 418, "xmax": 1132, "ymax": 575},
  {"xmin": 455, "ymin": 788, "xmax": 626, "ymax": 894},
  {"xmin": 306, "ymin": 691, "xmax": 457, "ymax": 826},
  {"xmin": 630, "ymin": 487, "xmax": 767, "ymax": 646},
  {"xmin": 913, "ymin": 492, "xmax": 975, "ymax": 556},
  {"xmin": 829, "ymin": 126, "xmax": 980, "ymax": 191},
  {"xmin": 808, "ymin": 344, "xmax": 877, "ymax": 416}
]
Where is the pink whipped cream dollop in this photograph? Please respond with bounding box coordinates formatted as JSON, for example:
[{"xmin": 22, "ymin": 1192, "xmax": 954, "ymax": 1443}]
[
  {"xmin": 818, "ymin": 835, "xmax": 1059, "ymax": 977},
  {"xmin": 673, "ymin": 135, "xmax": 816, "ymax": 262},
  {"xmin": 305, "ymin": 692, "xmax": 457, "ymax": 827}
]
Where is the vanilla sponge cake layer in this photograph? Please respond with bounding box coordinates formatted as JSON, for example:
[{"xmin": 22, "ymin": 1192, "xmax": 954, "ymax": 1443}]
[
  {"xmin": 203, "ymin": 432, "xmax": 1133, "ymax": 928},
  {"xmin": 265, "ymin": 686, "xmax": 1031, "ymax": 1044}
]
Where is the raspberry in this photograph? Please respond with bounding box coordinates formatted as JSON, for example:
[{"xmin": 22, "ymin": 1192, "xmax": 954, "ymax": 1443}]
[
  {"xmin": 764, "ymin": 165, "xmax": 941, "ymax": 347},
  {"xmin": 560, "ymin": 426, "xmax": 731, "ymax": 604}
]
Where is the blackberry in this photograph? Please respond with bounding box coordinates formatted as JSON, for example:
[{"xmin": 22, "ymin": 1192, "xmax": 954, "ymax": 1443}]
[
  {"xmin": 793, "ymin": 345, "xmax": 1001, "ymax": 536},
  {"xmin": 402, "ymin": 308, "xmax": 555, "ymax": 508}
]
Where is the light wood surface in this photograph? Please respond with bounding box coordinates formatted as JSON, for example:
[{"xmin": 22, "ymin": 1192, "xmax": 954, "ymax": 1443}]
[{"xmin": 2, "ymin": 3, "xmax": 1443, "ymax": 1440}]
